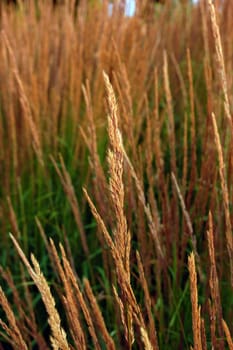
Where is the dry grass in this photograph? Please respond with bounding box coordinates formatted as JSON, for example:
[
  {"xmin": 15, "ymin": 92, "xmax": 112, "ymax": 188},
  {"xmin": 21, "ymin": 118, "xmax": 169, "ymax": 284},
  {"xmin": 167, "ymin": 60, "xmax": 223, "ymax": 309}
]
[
  {"xmin": 10, "ymin": 234, "xmax": 69, "ymax": 350},
  {"xmin": 188, "ymin": 253, "xmax": 202, "ymax": 350},
  {"xmin": 0, "ymin": 0, "xmax": 233, "ymax": 349}
]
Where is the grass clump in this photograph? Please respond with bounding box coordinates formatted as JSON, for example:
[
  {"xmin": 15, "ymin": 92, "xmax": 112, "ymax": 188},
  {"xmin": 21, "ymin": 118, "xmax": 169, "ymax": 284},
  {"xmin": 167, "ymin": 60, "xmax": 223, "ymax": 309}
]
[{"xmin": 0, "ymin": 0, "xmax": 233, "ymax": 349}]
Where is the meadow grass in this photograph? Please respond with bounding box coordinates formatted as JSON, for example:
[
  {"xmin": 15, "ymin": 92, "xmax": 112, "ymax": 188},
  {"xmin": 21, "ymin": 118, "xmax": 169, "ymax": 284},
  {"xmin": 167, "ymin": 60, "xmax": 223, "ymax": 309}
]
[{"xmin": 0, "ymin": 0, "xmax": 233, "ymax": 349}]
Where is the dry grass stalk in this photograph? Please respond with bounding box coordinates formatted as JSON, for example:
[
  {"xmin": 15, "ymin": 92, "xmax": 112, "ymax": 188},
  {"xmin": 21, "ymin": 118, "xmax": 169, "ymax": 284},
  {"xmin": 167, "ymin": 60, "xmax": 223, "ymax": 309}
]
[
  {"xmin": 113, "ymin": 70, "xmax": 136, "ymax": 161},
  {"xmin": 36, "ymin": 217, "xmax": 63, "ymax": 283},
  {"xmin": 163, "ymin": 51, "xmax": 180, "ymax": 242},
  {"xmin": 140, "ymin": 326, "xmax": 154, "ymax": 350},
  {"xmin": 163, "ymin": 51, "xmax": 177, "ymax": 176},
  {"xmin": 111, "ymin": 42, "xmax": 136, "ymax": 159},
  {"xmin": 6, "ymin": 100, "xmax": 18, "ymax": 177},
  {"xmin": 200, "ymin": 0, "xmax": 211, "ymax": 119},
  {"xmin": 1, "ymin": 31, "xmax": 43, "ymax": 166},
  {"xmin": 208, "ymin": 300, "xmax": 217, "ymax": 349},
  {"xmin": 172, "ymin": 173, "xmax": 193, "ymax": 236},
  {"xmin": 0, "ymin": 286, "xmax": 27, "ymax": 350},
  {"xmin": 112, "ymin": 285, "xmax": 134, "ymax": 346},
  {"xmin": 6, "ymin": 200, "xmax": 43, "ymax": 340},
  {"xmin": 0, "ymin": 266, "xmax": 49, "ymax": 349},
  {"xmin": 208, "ymin": 0, "xmax": 232, "ymax": 127},
  {"xmin": 135, "ymin": 151, "xmax": 150, "ymax": 272},
  {"xmin": 60, "ymin": 244, "xmax": 102, "ymax": 350},
  {"xmin": 7, "ymin": 196, "xmax": 20, "ymax": 239},
  {"xmin": 188, "ymin": 252, "xmax": 202, "ymax": 350},
  {"xmin": 200, "ymin": 0, "xmax": 210, "ymax": 63},
  {"xmin": 103, "ymin": 71, "xmax": 134, "ymax": 344},
  {"xmin": 83, "ymin": 188, "xmax": 145, "ymax": 330},
  {"xmin": 0, "ymin": 267, "xmax": 27, "ymax": 325},
  {"xmin": 170, "ymin": 53, "xmax": 188, "ymax": 109},
  {"xmin": 222, "ymin": 319, "xmax": 233, "ymax": 350},
  {"xmin": 206, "ymin": 212, "xmax": 223, "ymax": 344},
  {"xmin": 81, "ymin": 81, "xmax": 108, "ymax": 218},
  {"xmin": 136, "ymin": 251, "xmax": 159, "ymax": 350},
  {"xmin": 153, "ymin": 69, "xmax": 164, "ymax": 178},
  {"xmin": 49, "ymin": 239, "xmax": 86, "ymax": 348},
  {"xmin": 182, "ymin": 112, "xmax": 188, "ymax": 191},
  {"xmin": 77, "ymin": 84, "xmax": 111, "ymax": 272},
  {"xmin": 154, "ymin": 69, "xmax": 169, "ymax": 233},
  {"xmin": 145, "ymin": 97, "xmax": 160, "ymax": 232},
  {"xmin": 83, "ymin": 188, "xmax": 116, "ymax": 255},
  {"xmin": 103, "ymin": 71, "xmax": 130, "ymax": 274},
  {"xmin": 171, "ymin": 173, "xmax": 204, "ymax": 281},
  {"xmin": 200, "ymin": 319, "xmax": 207, "ymax": 350},
  {"xmin": 186, "ymin": 48, "xmax": 197, "ymax": 198},
  {"xmin": 81, "ymin": 82, "xmax": 98, "ymax": 159},
  {"xmin": 10, "ymin": 234, "xmax": 70, "ymax": 350},
  {"xmin": 123, "ymin": 149, "xmax": 164, "ymax": 260},
  {"xmin": 84, "ymin": 278, "xmax": 116, "ymax": 350},
  {"xmin": 211, "ymin": 112, "xmax": 233, "ymax": 286},
  {"xmin": 51, "ymin": 154, "xmax": 89, "ymax": 256}
]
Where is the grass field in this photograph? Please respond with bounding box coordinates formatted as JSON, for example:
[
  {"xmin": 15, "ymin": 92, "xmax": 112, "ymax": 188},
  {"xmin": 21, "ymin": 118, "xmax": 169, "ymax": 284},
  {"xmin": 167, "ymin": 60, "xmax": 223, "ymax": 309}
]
[{"xmin": 0, "ymin": 0, "xmax": 233, "ymax": 349}]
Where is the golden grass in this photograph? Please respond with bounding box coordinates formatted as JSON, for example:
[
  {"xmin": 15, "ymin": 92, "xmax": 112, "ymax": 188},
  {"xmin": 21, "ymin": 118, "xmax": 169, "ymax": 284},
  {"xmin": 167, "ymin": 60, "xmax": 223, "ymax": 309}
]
[
  {"xmin": 0, "ymin": 0, "xmax": 233, "ymax": 349},
  {"xmin": 10, "ymin": 234, "xmax": 70, "ymax": 350}
]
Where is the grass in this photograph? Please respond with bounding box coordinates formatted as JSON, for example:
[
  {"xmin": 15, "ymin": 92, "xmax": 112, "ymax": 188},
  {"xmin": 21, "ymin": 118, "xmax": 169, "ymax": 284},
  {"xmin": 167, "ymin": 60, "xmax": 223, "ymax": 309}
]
[{"xmin": 0, "ymin": 0, "xmax": 233, "ymax": 349}]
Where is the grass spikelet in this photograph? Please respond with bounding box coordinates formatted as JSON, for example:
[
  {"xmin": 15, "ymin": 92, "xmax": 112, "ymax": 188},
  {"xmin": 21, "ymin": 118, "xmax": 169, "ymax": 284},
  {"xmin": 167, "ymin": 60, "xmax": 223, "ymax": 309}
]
[
  {"xmin": 154, "ymin": 69, "xmax": 164, "ymax": 180},
  {"xmin": 222, "ymin": 319, "xmax": 233, "ymax": 350},
  {"xmin": 188, "ymin": 252, "xmax": 202, "ymax": 350},
  {"xmin": 136, "ymin": 251, "xmax": 159, "ymax": 350},
  {"xmin": 49, "ymin": 239, "xmax": 86, "ymax": 347},
  {"xmin": 0, "ymin": 266, "xmax": 48, "ymax": 349},
  {"xmin": 83, "ymin": 188, "xmax": 116, "ymax": 255},
  {"xmin": 0, "ymin": 286, "xmax": 27, "ymax": 350},
  {"xmin": 163, "ymin": 51, "xmax": 177, "ymax": 176},
  {"xmin": 84, "ymin": 278, "xmax": 116, "ymax": 350},
  {"xmin": 171, "ymin": 173, "xmax": 203, "ymax": 281},
  {"xmin": 186, "ymin": 48, "xmax": 197, "ymax": 200},
  {"xmin": 211, "ymin": 112, "xmax": 233, "ymax": 286},
  {"xmin": 182, "ymin": 112, "xmax": 188, "ymax": 191},
  {"xmin": 140, "ymin": 327, "xmax": 154, "ymax": 350},
  {"xmin": 200, "ymin": 0, "xmax": 210, "ymax": 65},
  {"xmin": 206, "ymin": 212, "xmax": 223, "ymax": 344},
  {"xmin": 7, "ymin": 196, "xmax": 20, "ymax": 239},
  {"xmin": 83, "ymin": 188, "xmax": 145, "ymax": 331},
  {"xmin": 201, "ymin": 319, "xmax": 207, "ymax": 350},
  {"xmin": 112, "ymin": 285, "xmax": 133, "ymax": 346},
  {"xmin": 208, "ymin": 0, "xmax": 232, "ymax": 126},
  {"xmin": 103, "ymin": 71, "xmax": 129, "ymax": 272},
  {"xmin": 123, "ymin": 148, "xmax": 164, "ymax": 260},
  {"xmin": 103, "ymin": 71, "xmax": 134, "ymax": 344},
  {"xmin": 1, "ymin": 31, "xmax": 43, "ymax": 166},
  {"xmin": 10, "ymin": 234, "xmax": 70, "ymax": 350},
  {"xmin": 60, "ymin": 244, "xmax": 101, "ymax": 350}
]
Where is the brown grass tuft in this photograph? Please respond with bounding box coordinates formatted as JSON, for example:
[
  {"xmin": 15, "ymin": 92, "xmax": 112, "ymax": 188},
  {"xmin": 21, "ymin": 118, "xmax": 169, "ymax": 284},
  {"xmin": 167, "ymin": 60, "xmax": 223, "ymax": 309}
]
[{"xmin": 10, "ymin": 234, "xmax": 70, "ymax": 350}]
